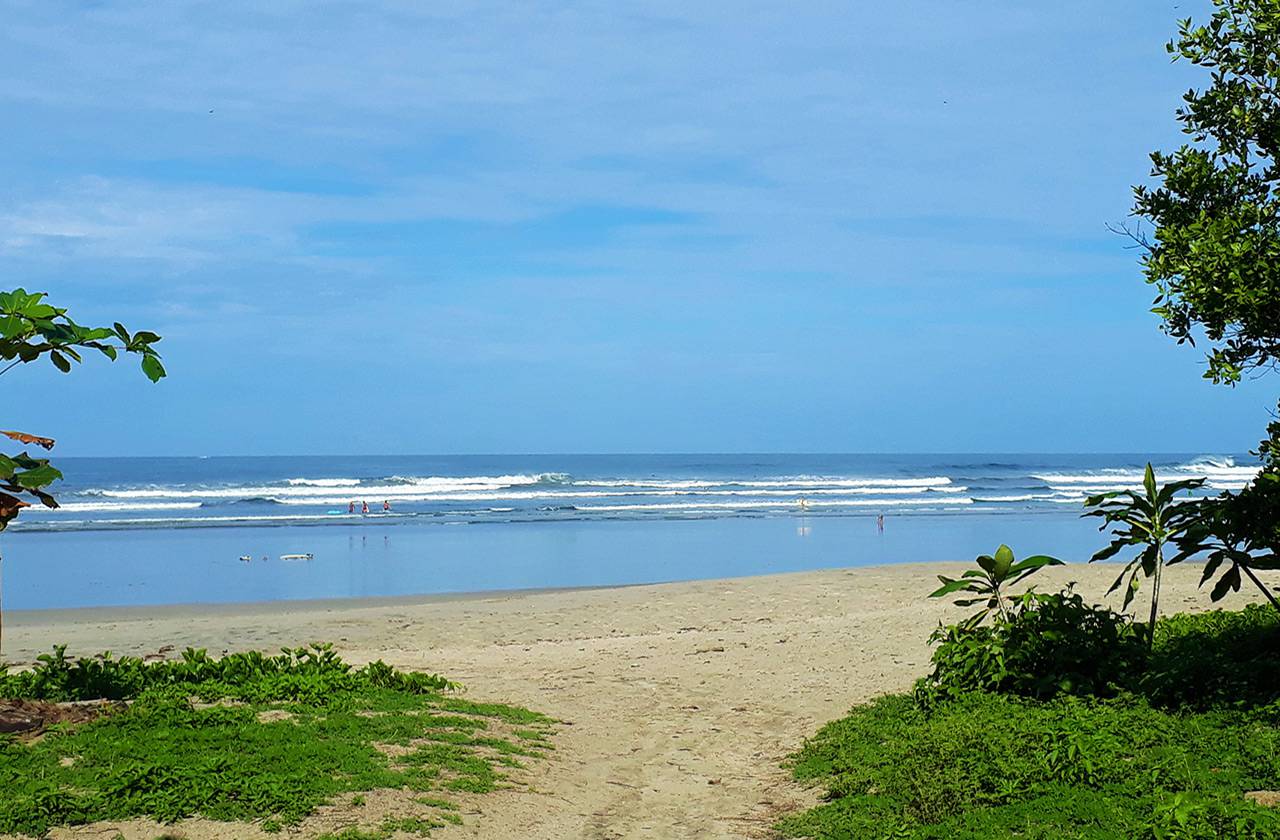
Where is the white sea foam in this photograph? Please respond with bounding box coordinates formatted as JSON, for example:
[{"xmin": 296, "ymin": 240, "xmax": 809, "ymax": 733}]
[
  {"xmin": 30, "ymin": 501, "xmax": 203, "ymax": 513},
  {"xmin": 285, "ymin": 478, "xmax": 362, "ymax": 487},
  {"xmin": 585, "ymin": 476, "xmax": 952, "ymax": 490},
  {"xmin": 574, "ymin": 497, "xmax": 974, "ymax": 512},
  {"xmin": 1034, "ymin": 457, "xmax": 1258, "ymax": 487},
  {"xmin": 74, "ymin": 478, "xmax": 966, "ymax": 508},
  {"xmin": 88, "ymin": 473, "xmax": 564, "ymax": 500}
]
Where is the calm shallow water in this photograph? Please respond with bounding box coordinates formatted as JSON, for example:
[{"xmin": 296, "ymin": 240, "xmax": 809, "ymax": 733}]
[{"xmin": 6, "ymin": 511, "xmax": 1105, "ymax": 610}]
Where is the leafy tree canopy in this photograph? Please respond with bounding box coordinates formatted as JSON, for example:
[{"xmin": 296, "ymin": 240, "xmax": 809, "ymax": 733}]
[{"xmin": 1131, "ymin": 0, "xmax": 1280, "ymax": 385}]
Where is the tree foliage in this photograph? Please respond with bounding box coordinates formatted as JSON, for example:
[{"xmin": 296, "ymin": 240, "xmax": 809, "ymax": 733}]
[
  {"xmin": 1127, "ymin": 0, "xmax": 1280, "ymax": 610},
  {"xmin": 0, "ymin": 288, "xmax": 165, "ymax": 531},
  {"xmin": 1130, "ymin": 1, "xmax": 1280, "ymax": 385}
]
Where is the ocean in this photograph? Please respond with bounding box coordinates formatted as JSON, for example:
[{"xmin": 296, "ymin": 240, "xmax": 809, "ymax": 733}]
[{"xmin": 2, "ymin": 454, "xmax": 1257, "ymax": 610}]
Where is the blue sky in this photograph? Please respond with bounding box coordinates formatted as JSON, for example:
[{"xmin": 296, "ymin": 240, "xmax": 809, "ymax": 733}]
[{"xmin": 1, "ymin": 0, "xmax": 1270, "ymax": 455}]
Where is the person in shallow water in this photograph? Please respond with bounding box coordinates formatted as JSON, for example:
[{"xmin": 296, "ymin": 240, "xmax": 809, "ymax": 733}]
[
  {"xmin": 383, "ymin": 500, "xmax": 391, "ymax": 512},
  {"xmin": 362, "ymin": 501, "xmax": 370, "ymax": 514},
  {"xmin": 348, "ymin": 501, "xmax": 355, "ymax": 514}
]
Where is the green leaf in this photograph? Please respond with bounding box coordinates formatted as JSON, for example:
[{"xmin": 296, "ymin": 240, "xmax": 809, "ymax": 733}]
[
  {"xmin": 141, "ymin": 353, "xmax": 166, "ymax": 382},
  {"xmin": 1090, "ymin": 541, "xmax": 1126, "ymax": 562},
  {"xmin": 991, "ymin": 544, "xmax": 1014, "ymax": 579},
  {"xmin": 1008, "ymin": 555, "xmax": 1063, "ymax": 574},
  {"xmin": 1209, "ymin": 564, "xmax": 1241, "ymax": 601},
  {"xmin": 930, "ymin": 578, "xmax": 974, "ymax": 598},
  {"xmin": 975, "ymin": 553, "xmax": 997, "ymax": 575},
  {"xmin": 1122, "ymin": 573, "xmax": 1141, "ymax": 610},
  {"xmin": 1198, "ymin": 553, "xmax": 1225, "ymax": 585},
  {"xmin": 13, "ymin": 464, "xmax": 62, "ymax": 489}
]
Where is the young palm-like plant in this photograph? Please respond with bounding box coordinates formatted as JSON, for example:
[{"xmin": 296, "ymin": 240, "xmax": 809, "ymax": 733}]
[
  {"xmin": 930, "ymin": 544, "xmax": 1063, "ymax": 629},
  {"xmin": 1084, "ymin": 463, "xmax": 1203, "ymax": 646}
]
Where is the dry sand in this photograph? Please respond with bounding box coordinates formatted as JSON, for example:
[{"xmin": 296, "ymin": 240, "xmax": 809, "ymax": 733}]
[{"xmin": 5, "ymin": 561, "xmax": 1274, "ymax": 840}]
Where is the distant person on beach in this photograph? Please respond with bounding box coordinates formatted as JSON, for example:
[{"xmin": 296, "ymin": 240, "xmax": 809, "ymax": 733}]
[
  {"xmin": 383, "ymin": 500, "xmax": 391, "ymax": 512},
  {"xmin": 877, "ymin": 513, "xmax": 884, "ymax": 534},
  {"xmin": 348, "ymin": 501, "xmax": 355, "ymax": 514},
  {"xmin": 361, "ymin": 501, "xmax": 369, "ymax": 514}
]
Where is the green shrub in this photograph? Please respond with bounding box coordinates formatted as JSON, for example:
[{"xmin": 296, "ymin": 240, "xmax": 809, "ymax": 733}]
[
  {"xmin": 780, "ymin": 691, "xmax": 1280, "ymax": 839},
  {"xmin": 1142, "ymin": 604, "xmax": 1280, "ymax": 710},
  {"xmin": 1141, "ymin": 792, "xmax": 1280, "ymax": 840},
  {"xmin": 917, "ymin": 588, "xmax": 1144, "ymax": 703},
  {"xmin": 0, "ymin": 643, "xmax": 454, "ymax": 703}
]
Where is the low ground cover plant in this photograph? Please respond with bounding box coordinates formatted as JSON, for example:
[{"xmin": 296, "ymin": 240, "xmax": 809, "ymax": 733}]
[
  {"xmin": 0, "ymin": 642, "xmax": 454, "ymax": 702},
  {"xmin": 780, "ymin": 606, "xmax": 1280, "ymax": 839},
  {"xmin": 0, "ymin": 644, "xmax": 553, "ymax": 838},
  {"xmin": 779, "ymin": 688, "xmax": 1280, "ymax": 840}
]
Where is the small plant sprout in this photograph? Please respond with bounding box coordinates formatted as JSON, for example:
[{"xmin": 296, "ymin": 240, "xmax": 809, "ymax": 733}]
[{"xmin": 930, "ymin": 544, "xmax": 1063, "ymax": 629}]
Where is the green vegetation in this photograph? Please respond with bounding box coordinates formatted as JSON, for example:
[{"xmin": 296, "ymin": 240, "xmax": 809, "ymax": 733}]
[
  {"xmin": 0, "ymin": 287, "xmax": 166, "ymax": 656},
  {"xmin": 1085, "ymin": 464, "xmax": 1205, "ymax": 643},
  {"xmin": 780, "ymin": 605, "xmax": 1280, "ymax": 839},
  {"xmin": 0, "ymin": 645, "xmax": 552, "ymax": 837},
  {"xmin": 1120, "ymin": 0, "xmax": 1280, "ymax": 605},
  {"xmin": 929, "ymin": 544, "xmax": 1062, "ymax": 629},
  {"xmin": 919, "ymin": 589, "xmax": 1145, "ymax": 704},
  {"xmin": 0, "ymin": 643, "xmax": 454, "ymax": 701}
]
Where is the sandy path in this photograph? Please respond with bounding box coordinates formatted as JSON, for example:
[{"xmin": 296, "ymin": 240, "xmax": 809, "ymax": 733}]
[{"xmin": 6, "ymin": 562, "xmax": 1272, "ymax": 839}]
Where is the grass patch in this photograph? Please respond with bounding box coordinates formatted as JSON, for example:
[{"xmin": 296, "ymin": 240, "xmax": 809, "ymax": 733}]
[
  {"xmin": 0, "ymin": 645, "xmax": 553, "ymax": 837},
  {"xmin": 780, "ymin": 606, "xmax": 1280, "ymax": 839}
]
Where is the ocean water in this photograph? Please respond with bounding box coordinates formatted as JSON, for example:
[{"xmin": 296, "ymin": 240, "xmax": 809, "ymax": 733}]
[{"xmin": 2, "ymin": 454, "xmax": 1256, "ymax": 610}]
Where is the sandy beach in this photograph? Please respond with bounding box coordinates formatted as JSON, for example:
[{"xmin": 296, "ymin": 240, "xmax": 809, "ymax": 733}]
[{"xmin": 5, "ymin": 561, "xmax": 1273, "ymax": 840}]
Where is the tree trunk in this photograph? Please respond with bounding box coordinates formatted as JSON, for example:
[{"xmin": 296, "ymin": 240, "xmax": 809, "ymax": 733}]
[
  {"xmin": 1147, "ymin": 545, "xmax": 1163, "ymax": 649},
  {"xmin": 1240, "ymin": 562, "xmax": 1280, "ymax": 614}
]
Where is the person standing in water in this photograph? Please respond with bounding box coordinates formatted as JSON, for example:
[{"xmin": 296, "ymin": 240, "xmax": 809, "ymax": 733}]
[
  {"xmin": 348, "ymin": 501, "xmax": 355, "ymax": 514},
  {"xmin": 361, "ymin": 501, "xmax": 369, "ymax": 515},
  {"xmin": 383, "ymin": 500, "xmax": 391, "ymax": 512},
  {"xmin": 876, "ymin": 513, "xmax": 885, "ymax": 534}
]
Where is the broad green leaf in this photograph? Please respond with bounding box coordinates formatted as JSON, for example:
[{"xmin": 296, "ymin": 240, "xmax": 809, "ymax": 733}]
[
  {"xmin": 13, "ymin": 464, "xmax": 62, "ymax": 489},
  {"xmin": 141, "ymin": 353, "xmax": 166, "ymax": 382},
  {"xmin": 1198, "ymin": 553, "xmax": 1225, "ymax": 585},
  {"xmin": 1210, "ymin": 564, "xmax": 1241, "ymax": 600},
  {"xmin": 1143, "ymin": 463, "xmax": 1157, "ymax": 500},
  {"xmin": 929, "ymin": 578, "xmax": 973, "ymax": 598},
  {"xmin": 991, "ymin": 544, "xmax": 1014, "ymax": 579}
]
